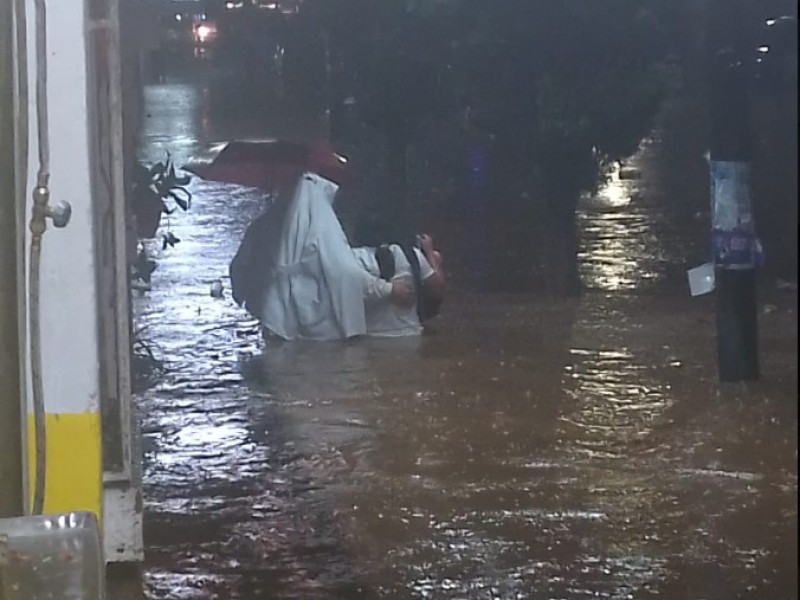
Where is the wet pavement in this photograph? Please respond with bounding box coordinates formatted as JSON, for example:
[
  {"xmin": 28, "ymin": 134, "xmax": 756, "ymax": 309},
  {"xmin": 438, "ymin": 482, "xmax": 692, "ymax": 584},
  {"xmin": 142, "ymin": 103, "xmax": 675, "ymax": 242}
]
[{"xmin": 134, "ymin": 83, "xmax": 797, "ymax": 599}]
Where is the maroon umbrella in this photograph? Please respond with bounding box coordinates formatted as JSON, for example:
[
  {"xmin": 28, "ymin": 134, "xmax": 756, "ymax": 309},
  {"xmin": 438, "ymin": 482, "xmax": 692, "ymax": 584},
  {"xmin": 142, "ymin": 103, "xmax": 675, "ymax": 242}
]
[{"xmin": 184, "ymin": 139, "xmax": 350, "ymax": 193}]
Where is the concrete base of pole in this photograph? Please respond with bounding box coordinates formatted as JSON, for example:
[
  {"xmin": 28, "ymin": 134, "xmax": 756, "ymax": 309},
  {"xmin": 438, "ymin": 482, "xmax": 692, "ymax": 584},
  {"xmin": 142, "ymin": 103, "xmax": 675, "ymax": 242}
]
[
  {"xmin": 716, "ymin": 268, "xmax": 760, "ymax": 382},
  {"xmin": 106, "ymin": 563, "xmax": 147, "ymax": 600}
]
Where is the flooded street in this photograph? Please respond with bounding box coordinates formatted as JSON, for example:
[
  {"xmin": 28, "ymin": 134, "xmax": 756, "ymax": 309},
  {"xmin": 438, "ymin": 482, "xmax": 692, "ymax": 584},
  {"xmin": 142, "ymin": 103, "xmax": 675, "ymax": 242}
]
[{"xmin": 135, "ymin": 83, "xmax": 797, "ymax": 599}]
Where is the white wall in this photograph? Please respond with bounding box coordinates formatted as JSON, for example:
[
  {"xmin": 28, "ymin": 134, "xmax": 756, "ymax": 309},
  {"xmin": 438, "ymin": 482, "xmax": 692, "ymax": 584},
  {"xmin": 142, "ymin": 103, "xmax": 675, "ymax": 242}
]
[
  {"xmin": 16, "ymin": 0, "xmax": 143, "ymax": 562},
  {"xmin": 20, "ymin": 0, "xmax": 102, "ymax": 419}
]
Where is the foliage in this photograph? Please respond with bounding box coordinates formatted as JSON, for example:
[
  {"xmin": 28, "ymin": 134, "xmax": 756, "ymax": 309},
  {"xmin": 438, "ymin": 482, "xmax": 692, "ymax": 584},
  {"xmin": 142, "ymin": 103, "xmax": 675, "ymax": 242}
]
[
  {"xmin": 131, "ymin": 246, "xmax": 157, "ymax": 285},
  {"xmin": 306, "ymin": 0, "xmax": 453, "ymax": 210},
  {"xmin": 350, "ymin": 5, "xmax": 450, "ymax": 138},
  {"xmin": 131, "ymin": 155, "xmax": 192, "ymax": 248},
  {"xmin": 450, "ymin": 1, "xmax": 683, "ymax": 202},
  {"xmin": 133, "ymin": 155, "xmax": 192, "ymax": 215},
  {"xmin": 129, "ymin": 155, "xmax": 192, "ymax": 288},
  {"xmin": 131, "ymin": 324, "xmax": 165, "ymax": 393}
]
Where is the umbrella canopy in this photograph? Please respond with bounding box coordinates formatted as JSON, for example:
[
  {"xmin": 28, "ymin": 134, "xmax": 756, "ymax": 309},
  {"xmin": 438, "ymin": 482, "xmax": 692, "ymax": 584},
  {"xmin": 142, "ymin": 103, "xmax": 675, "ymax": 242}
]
[
  {"xmin": 184, "ymin": 139, "xmax": 349, "ymax": 193},
  {"xmin": 307, "ymin": 141, "xmax": 350, "ymax": 186}
]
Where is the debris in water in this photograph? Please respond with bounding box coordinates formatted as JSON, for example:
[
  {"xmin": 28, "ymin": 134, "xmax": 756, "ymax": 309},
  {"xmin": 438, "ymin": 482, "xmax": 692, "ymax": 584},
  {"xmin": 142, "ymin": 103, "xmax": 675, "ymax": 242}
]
[{"xmin": 619, "ymin": 166, "xmax": 642, "ymax": 180}]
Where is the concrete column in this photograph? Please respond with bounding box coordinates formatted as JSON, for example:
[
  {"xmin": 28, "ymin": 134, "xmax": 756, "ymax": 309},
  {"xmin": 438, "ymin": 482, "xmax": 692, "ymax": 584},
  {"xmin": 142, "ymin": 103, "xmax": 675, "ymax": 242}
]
[
  {"xmin": 20, "ymin": 0, "xmax": 104, "ymax": 516},
  {"xmin": 0, "ymin": 0, "xmax": 23, "ymax": 518}
]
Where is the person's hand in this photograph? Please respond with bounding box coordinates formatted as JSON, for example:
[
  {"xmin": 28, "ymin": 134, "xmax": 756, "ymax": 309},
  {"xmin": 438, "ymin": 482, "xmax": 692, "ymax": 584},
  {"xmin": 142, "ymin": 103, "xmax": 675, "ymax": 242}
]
[
  {"xmin": 390, "ymin": 278, "xmax": 416, "ymax": 308},
  {"xmin": 419, "ymin": 233, "xmax": 436, "ymax": 256},
  {"xmin": 420, "ymin": 234, "xmax": 443, "ymax": 272}
]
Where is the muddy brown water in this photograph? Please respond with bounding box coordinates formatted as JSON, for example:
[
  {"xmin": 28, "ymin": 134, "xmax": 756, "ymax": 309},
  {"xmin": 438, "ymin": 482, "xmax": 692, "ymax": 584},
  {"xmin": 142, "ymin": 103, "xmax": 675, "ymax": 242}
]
[{"xmin": 135, "ymin": 83, "xmax": 797, "ymax": 599}]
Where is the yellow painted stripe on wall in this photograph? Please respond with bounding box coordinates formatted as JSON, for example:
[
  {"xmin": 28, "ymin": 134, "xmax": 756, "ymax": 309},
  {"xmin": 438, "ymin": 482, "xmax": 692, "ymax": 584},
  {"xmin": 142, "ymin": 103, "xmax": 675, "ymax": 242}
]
[{"xmin": 27, "ymin": 412, "xmax": 103, "ymax": 519}]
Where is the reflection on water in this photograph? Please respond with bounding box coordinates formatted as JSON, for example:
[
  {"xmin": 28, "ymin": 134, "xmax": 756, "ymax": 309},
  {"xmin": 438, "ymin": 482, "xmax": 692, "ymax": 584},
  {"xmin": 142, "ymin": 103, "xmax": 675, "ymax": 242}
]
[
  {"xmin": 561, "ymin": 343, "xmax": 673, "ymax": 459},
  {"xmin": 138, "ymin": 82, "xmax": 326, "ymax": 168},
  {"xmin": 578, "ymin": 145, "xmax": 672, "ymax": 293},
  {"xmin": 139, "ymin": 84, "xmax": 208, "ymax": 166},
  {"xmin": 136, "ymin": 83, "xmax": 797, "ymax": 599}
]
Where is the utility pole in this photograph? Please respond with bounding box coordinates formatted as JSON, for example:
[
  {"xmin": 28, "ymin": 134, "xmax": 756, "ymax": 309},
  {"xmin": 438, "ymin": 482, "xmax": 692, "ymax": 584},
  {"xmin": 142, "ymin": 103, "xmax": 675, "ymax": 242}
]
[
  {"xmin": 708, "ymin": 0, "xmax": 760, "ymax": 382},
  {"xmin": 0, "ymin": 0, "xmax": 24, "ymax": 517}
]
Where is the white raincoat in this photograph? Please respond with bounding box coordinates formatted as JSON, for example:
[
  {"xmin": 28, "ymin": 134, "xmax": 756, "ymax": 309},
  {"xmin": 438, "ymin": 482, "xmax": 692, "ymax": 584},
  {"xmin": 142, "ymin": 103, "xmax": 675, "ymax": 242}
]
[{"xmin": 231, "ymin": 173, "xmax": 391, "ymax": 341}]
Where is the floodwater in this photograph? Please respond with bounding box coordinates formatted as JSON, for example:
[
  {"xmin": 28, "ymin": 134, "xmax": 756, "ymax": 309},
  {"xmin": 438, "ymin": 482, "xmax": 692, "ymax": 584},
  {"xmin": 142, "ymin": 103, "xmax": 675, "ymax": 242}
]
[{"xmin": 134, "ymin": 83, "xmax": 797, "ymax": 599}]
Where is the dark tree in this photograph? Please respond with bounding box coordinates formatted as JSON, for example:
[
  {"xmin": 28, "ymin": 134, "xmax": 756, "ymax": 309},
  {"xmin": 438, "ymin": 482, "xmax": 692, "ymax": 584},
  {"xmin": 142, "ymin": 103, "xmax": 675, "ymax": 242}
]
[
  {"xmin": 444, "ymin": 1, "xmax": 684, "ymax": 293},
  {"xmin": 309, "ymin": 0, "xmax": 690, "ymax": 292},
  {"xmin": 454, "ymin": 1, "xmax": 681, "ymax": 209},
  {"xmin": 307, "ymin": 0, "xmax": 451, "ymax": 222}
]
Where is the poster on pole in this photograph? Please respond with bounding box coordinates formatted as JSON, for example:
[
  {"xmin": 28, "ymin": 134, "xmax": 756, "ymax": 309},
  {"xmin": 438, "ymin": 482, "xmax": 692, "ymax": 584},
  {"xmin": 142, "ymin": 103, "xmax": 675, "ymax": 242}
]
[{"xmin": 710, "ymin": 160, "xmax": 758, "ymax": 270}]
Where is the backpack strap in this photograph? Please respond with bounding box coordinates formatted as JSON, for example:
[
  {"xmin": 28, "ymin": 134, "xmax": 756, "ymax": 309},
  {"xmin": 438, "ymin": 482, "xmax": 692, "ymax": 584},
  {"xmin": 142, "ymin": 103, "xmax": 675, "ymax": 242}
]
[
  {"xmin": 374, "ymin": 245, "xmax": 396, "ymax": 281},
  {"xmin": 398, "ymin": 242, "xmax": 433, "ymax": 322}
]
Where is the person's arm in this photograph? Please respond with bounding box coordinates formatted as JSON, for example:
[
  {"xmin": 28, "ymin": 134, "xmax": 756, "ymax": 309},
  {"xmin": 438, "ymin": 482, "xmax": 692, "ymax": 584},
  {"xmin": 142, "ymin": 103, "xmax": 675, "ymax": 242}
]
[
  {"xmin": 351, "ymin": 246, "xmax": 416, "ymax": 307},
  {"xmin": 362, "ymin": 272, "xmax": 392, "ymax": 302},
  {"xmin": 419, "ymin": 236, "xmax": 446, "ymax": 302},
  {"xmin": 350, "ymin": 254, "xmax": 416, "ymax": 308},
  {"xmin": 364, "ymin": 270, "xmax": 416, "ymax": 307},
  {"xmin": 425, "ymin": 261, "xmax": 446, "ymax": 303}
]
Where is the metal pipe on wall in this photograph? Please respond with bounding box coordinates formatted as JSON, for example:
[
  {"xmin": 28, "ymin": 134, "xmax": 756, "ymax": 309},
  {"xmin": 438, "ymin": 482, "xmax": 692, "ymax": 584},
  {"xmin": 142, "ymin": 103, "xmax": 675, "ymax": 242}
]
[{"xmin": 0, "ymin": 0, "xmax": 24, "ymax": 518}]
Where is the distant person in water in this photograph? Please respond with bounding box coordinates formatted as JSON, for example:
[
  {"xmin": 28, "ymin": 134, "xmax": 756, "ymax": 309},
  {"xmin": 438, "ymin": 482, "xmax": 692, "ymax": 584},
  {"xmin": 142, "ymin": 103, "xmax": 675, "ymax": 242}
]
[{"xmin": 230, "ymin": 173, "xmax": 415, "ymax": 341}]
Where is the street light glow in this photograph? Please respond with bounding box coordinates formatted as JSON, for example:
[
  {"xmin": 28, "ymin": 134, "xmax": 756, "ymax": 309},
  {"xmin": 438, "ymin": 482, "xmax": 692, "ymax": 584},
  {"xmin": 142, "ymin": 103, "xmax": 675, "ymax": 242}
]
[{"xmin": 196, "ymin": 24, "xmax": 212, "ymax": 43}]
